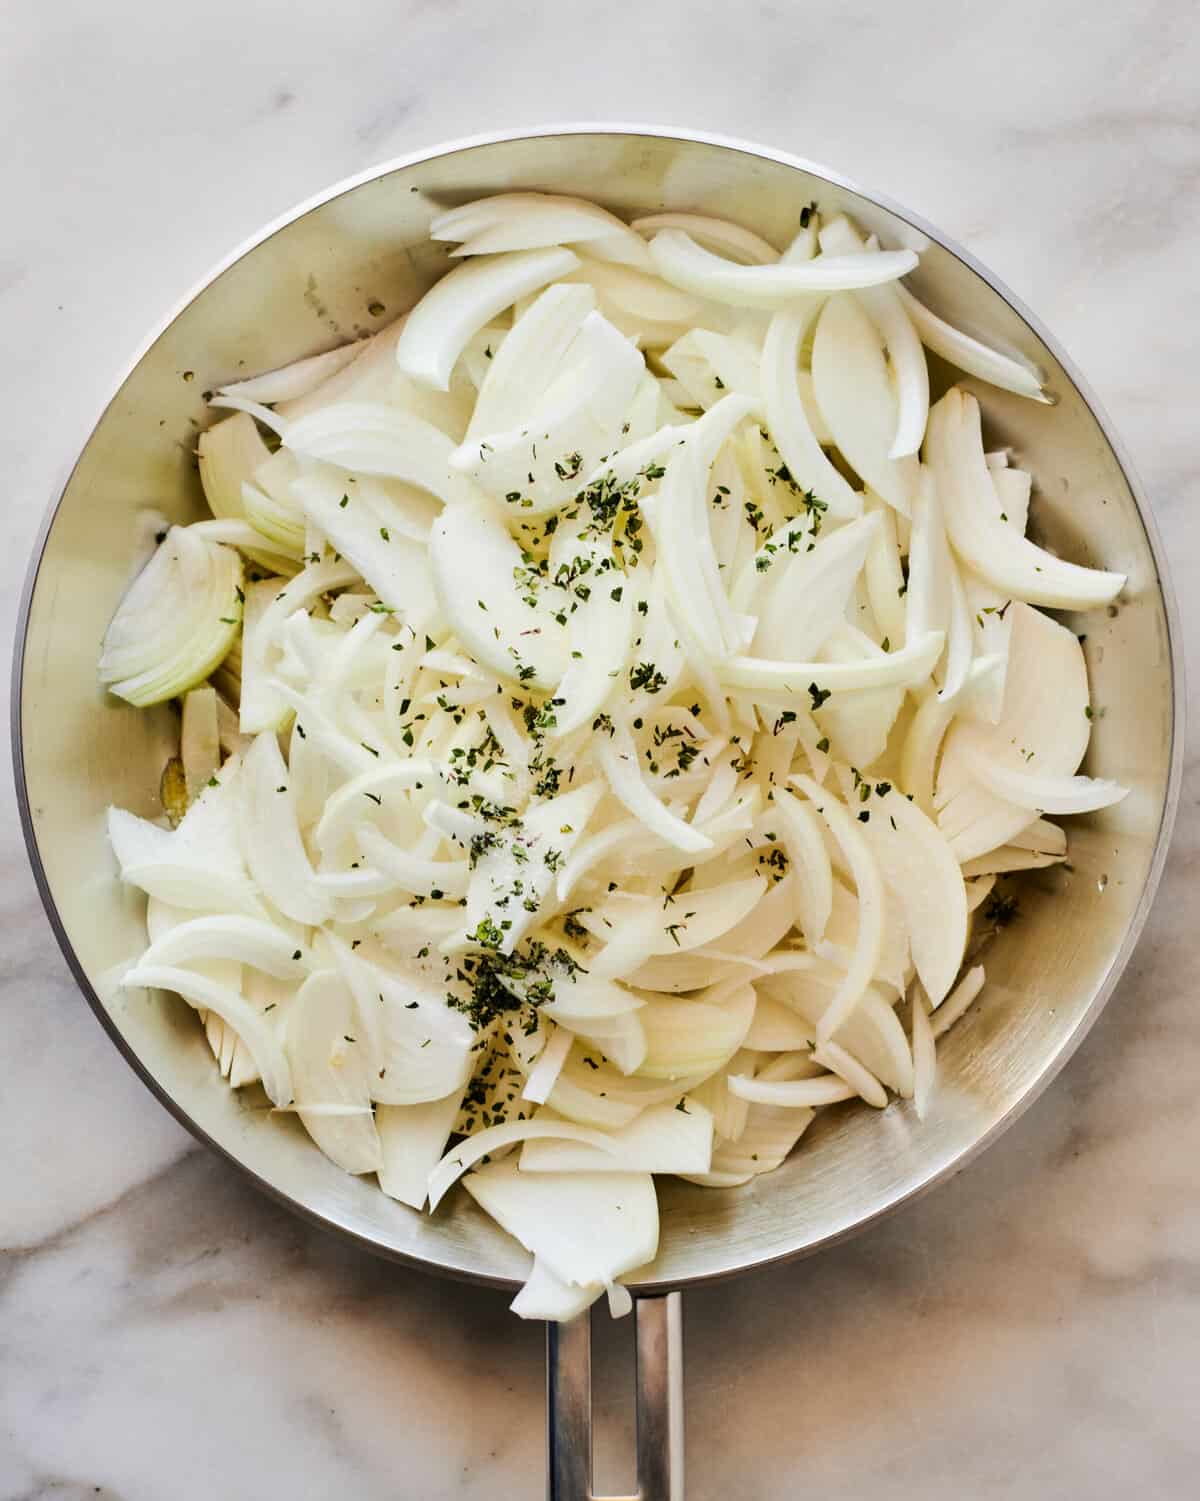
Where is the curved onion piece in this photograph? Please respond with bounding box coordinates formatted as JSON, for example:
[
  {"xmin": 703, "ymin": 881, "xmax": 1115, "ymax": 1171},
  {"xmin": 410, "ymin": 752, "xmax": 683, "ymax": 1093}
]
[
  {"xmin": 552, "ymin": 539, "xmax": 635, "ymax": 737},
  {"xmin": 632, "ymin": 213, "xmax": 780, "ymax": 265},
  {"xmin": 910, "ymin": 991, "xmax": 936, "ymax": 1119},
  {"xmin": 812, "ymin": 1039, "xmax": 889, "ymax": 1108},
  {"xmin": 510, "ymin": 1257, "xmax": 600, "ymax": 1321},
  {"xmin": 895, "ymin": 282, "xmax": 1049, "ymax": 401},
  {"xmin": 761, "ymin": 304, "xmax": 861, "ymax": 519},
  {"xmin": 925, "ymin": 390, "xmax": 1124, "ymax": 608},
  {"xmin": 520, "ymin": 1024, "xmax": 575, "ymax": 1106},
  {"xmin": 931, "ymin": 965, "xmax": 986, "ymax": 1035},
  {"xmin": 432, "ymin": 192, "xmax": 652, "ymax": 270},
  {"xmin": 466, "ymin": 283, "xmax": 596, "ymax": 440},
  {"xmin": 955, "ymin": 728, "xmax": 1127, "ymax": 814},
  {"xmin": 581, "ymin": 876, "xmax": 766, "ymax": 959},
  {"xmin": 452, "ymin": 311, "xmax": 644, "ymax": 513},
  {"xmin": 285, "ymin": 969, "xmax": 382, "ymax": 1173},
  {"xmin": 959, "ymin": 845, "xmax": 1065, "ymax": 878},
  {"xmin": 596, "ymin": 717, "xmax": 714, "ymax": 855},
  {"xmin": 936, "ymin": 601, "xmax": 1094, "ymax": 855},
  {"xmin": 218, "ymin": 342, "xmax": 366, "ymax": 404},
  {"xmin": 772, "ymin": 789, "xmax": 833, "ymax": 945},
  {"xmin": 197, "ymin": 412, "xmax": 273, "ymax": 521},
  {"xmin": 519, "ymin": 1099, "xmax": 712, "ymax": 1174},
  {"xmin": 240, "ymin": 732, "xmax": 332, "ymax": 927},
  {"xmin": 463, "ymin": 1157, "xmax": 658, "ymax": 1296},
  {"xmin": 355, "ymin": 825, "xmax": 469, "ymax": 900},
  {"xmin": 377, "ymin": 1088, "xmax": 466, "ymax": 1210},
  {"xmin": 429, "ymin": 500, "xmax": 569, "ymax": 689},
  {"xmin": 791, "ymin": 775, "xmax": 885, "ymax": 1042},
  {"xmin": 106, "ymin": 799, "xmax": 263, "ymax": 922},
  {"xmin": 284, "ymin": 403, "xmax": 472, "ymax": 508},
  {"xmin": 811, "ymin": 293, "xmax": 918, "ymax": 514},
  {"xmin": 327, "ymin": 937, "xmax": 472, "ymax": 1106},
  {"xmin": 396, "ymin": 247, "xmax": 580, "ymax": 390},
  {"xmin": 636, "ymin": 983, "xmax": 757, "ymax": 1080},
  {"xmin": 99, "ymin": 526, "xmax": 243, "ymax": 707},
  {"xmin": 139, "ymin": 914, "xmax": 311, "ymax": 977},
  {"xmin": 648, "ymin": 229, "xmax": 918, "ymax": 306},
  {"xmin": 720, "ymin": 630, "xmax": 944, "ymax": 697},
  {"xmin": 818, "ymin": 217, "xmax": 929, "ymax": 459},
  {"xmin": 727, "ymin": 1071, "xmax": 855, "ymax": 1107},
  {"xmin": 681, "ymin": 1101, "xmax": 816, "ymax": 1186},
  {"xmin": 428, "ymin": 1117, "xmax": 624, "ymax": 1209},
  {"xmin": 314, "ymin": 758, "xmax": 437, "ymax": 856},
  {"xmin": 860, "ymin": 785, "xmax": 967, "ymax": 1007},
  {"xmin": 123, "ymin": 962, "xmax": 291, "ymax": 1106},
  {"xmin": 753, "ymin": 512, "xmax": 881, "ymax": 660}
]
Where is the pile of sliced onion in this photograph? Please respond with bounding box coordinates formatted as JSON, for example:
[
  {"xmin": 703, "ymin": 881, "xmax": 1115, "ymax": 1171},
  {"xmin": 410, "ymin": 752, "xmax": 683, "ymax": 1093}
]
[{"xmin": 101, "ymin": 191, "xmax": 1125, "ymax": 1321}]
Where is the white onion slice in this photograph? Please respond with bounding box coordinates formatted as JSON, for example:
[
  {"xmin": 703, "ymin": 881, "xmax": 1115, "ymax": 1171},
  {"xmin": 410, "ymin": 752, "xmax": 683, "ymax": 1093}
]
[
  {"xmin": 377, "ymin": 1088, "xmax": 466, "ymax": 1210},
  {"xmin": 811, "ymin": 292, "xmax": 918, "ymax": 515},
  {"xmin": 396, "ymin": 247, "xmax": 580, "ymax": 390},
  {"xmin": 239, "ymin": 732, "xmax": 331, "ymax": 926},
  {"xmin": 632, "ymin": 212, "xmax": 780, "ymax": 264},
  {"xmin": 649, "ymin": 229, "xmax": 918, "ymax": 306},
  {"xmin": 463, "ymin": 1157, "xmax": 658, "ymax": 1294},
  {"xmin": 98, "ymin": 526, "xmax": 243, "ymax": 707},
  {"xmin": 791, "ymin": 775, "xmax": 885, "ymax": 1041},
  {"xmin": 285, "ymin": 969, "xmax": 382, "ymax": 1173},
  {"xmin": 761, "ymin": 303, "xmax": 861, "ymax": 519},
  {"xmin": 519, "ymin": 1099, "xmax": 713, "ymax": 1174},
  {"xmin": 218, "ymin": 342, "xmax": 365, "ymax": 404},
  {"xmin": 895, "ymin": 282, "xmax": 1049, "ymax": 401},
  {"xmin": 925, "ymin": 390, "xmax": 1124, "ymax": 609},
  {"xmin": 721, "ymin": 629, "xmax": 943, "ymax": 697},
  {"xmin": 955, "ymin": 729, "xmax": 1127, "ymax": 814},
  {"xmin": 123, "ymin": 962, "xmax": 291, "ymax": 1106}
]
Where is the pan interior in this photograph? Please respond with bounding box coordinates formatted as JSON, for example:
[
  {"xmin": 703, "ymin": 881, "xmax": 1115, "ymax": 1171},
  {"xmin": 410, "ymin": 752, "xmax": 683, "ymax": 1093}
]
[{"xmin": 15, "ymin": 128, "xmax": 1179, "ymax": 1291}]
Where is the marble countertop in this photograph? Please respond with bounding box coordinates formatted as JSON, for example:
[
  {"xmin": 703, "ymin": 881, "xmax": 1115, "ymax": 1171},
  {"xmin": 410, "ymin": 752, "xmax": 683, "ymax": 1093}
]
[{"xmin": 2, "ymin": 2, "xmax": 1197, "ymax": 1496}]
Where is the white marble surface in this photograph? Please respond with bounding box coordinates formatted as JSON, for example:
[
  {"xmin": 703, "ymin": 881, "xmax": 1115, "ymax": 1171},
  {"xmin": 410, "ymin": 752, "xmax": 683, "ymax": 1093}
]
[{"xmin": 2, "ymin": 2, "xmax": 1198, "ymax": 1496}]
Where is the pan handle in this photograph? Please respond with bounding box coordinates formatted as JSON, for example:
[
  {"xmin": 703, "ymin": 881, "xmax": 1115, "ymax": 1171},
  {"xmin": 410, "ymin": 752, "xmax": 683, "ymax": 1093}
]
[{"xmin": 546, "ymin": 1291, "xmax": 685, "ymax": 1501}]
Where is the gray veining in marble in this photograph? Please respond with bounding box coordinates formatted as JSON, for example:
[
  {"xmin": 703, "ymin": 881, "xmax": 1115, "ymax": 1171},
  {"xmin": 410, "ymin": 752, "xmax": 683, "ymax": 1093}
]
[{"xmin": 2, "ymin": 1, "xmax": 1198, "ymax": 1497}]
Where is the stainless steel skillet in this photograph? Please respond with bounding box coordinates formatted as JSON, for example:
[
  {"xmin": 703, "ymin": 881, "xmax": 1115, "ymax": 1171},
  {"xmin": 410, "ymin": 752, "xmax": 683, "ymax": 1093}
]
[{"xmin": 12, "ymin": 126, "xmax": 1183, "ymax": 1500}]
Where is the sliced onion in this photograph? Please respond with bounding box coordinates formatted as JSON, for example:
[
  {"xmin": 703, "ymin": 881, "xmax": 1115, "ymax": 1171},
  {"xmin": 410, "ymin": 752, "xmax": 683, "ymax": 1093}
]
[
  {"xmin": 429, "ymin": 500, "xmax": 569, "ymax": 689},
  {"xmin": 720, "ymin": 629, "xmax": 944, "ymax": 697},
  {"xmin": 519, "ymin": 1099, "xmax": 713, "ymax": 1174},
  {"xmin": 99, "ymin": 526, "xmax": 243, "ymax": 707},
  {"xmin": 761, "ymin": 303, "xmax": 861, "ymax": 519},
  {"xmin": 377, "ymin": 1087, "xmax": 466, "ymax": 1209},
  {"xmin": 596, "ymin": 716, "xmax": 714, "ymax": 855},
  {"xmin": 218, "ymin": 341, "xmax": 365, "ymax": 404},
  {"xmin": 285, "ymin": 969, "xmax": 382, "ymax": 1172},
  {"xmin": 791, "ymin": 775, "xmax": 885, "ymax": 1042},
  {"xmin": 811, "ymin": 293, "xmax": 918, "ymax": 515},
  {"xmin": 139, "ymin": 914, "xmax": 311, "ymax": 977},
  {"xmin": 432, "ymin": 192, "xmax": 652, "ymax": 270},
  {"xmin": 925, "ymin": 389, "xmax": 1124, "ymax": 609},
  {"xmin": 649, "ymin": 229, "xmax": 918, "ymax": 306},
  {"xmin": 955, "ymin": 728, "xmax": 1127, "ymax": 814},
  {"xmin": 396, "ymin": 247, "xmax": 580, "ymax": 390},
  {"xmin": 895, "ymin": 282, "xmax": 1049, "ymax": 401},
  {"xmin": 123, "ymin": 962, "xmax": 291, "ymax": 1106},
  {"xmin": 239, "ymin": 731, "xmax": 332, "ymax": 926},
  {"xmin": 931, "ymin": 965, "xmax": 986, "ymax": 1034},
  {"xmin": 461, "ymin": 1157, "xmax": 659, "ymax": 1292},
  {"xmin": 632, "ymin": 212, "xmax": 780, "ymax": 264}
]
